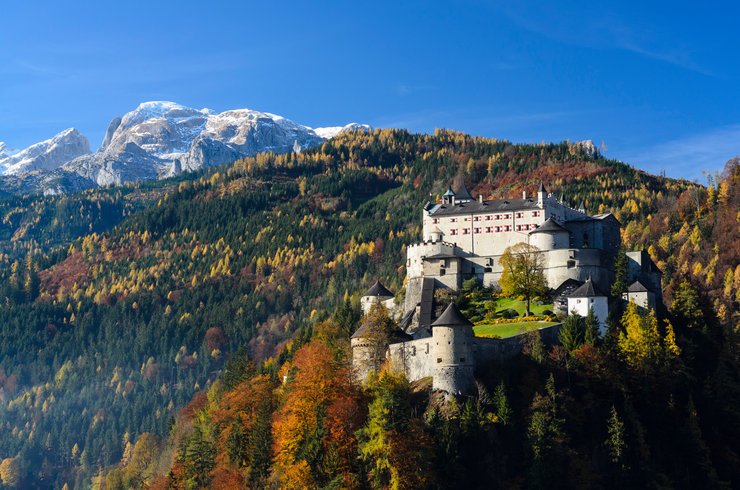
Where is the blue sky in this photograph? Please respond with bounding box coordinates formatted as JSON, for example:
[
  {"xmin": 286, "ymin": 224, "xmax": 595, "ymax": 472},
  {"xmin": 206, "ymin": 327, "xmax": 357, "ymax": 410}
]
[{"xmin": 1, "ymin": 0, "xmax": 738, "ymax": 180}]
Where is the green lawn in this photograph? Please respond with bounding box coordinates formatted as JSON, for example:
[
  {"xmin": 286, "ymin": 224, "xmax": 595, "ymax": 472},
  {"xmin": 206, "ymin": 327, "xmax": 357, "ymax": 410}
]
[
  {"xmin": 473, "ymin": 321, "xmax": 559, "ymax": 339},
  {"xmin": 490, "ymin": 298, "xmax": 553, "ymax": 316}
]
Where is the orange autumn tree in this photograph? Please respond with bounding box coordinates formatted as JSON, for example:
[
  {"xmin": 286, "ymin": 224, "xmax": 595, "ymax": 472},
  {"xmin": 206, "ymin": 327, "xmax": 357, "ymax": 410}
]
[{"xmin": 272, "ymin": 340, "xmax": 363, "ymax": 488}]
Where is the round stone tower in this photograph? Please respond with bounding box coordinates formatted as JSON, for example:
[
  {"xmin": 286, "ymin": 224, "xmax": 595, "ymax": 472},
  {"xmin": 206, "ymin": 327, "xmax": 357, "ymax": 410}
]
[
  {"xmin": 431, "ymin": 303, "xmax": 476, "ymax": 396},
  {"xmin": 361, "ymin": 280, "xmax": 395, "ymax": 316},
  {"xmin": 529, "ymin": 217, "xmax": 570, "ymax": 250}
]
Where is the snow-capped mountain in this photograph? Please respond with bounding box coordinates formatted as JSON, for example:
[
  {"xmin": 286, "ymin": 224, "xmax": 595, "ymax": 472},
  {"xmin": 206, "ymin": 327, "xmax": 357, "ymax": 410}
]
[
  {"xmin": 0, "ymin": 129, "xmax": 90, "ymax": 175},
  {"xmin": 0, "ymin": 101, "xmax": 369, "ymax": 194},
  {"xmin": 313, "ymin": 123, "xmax": 372, "ymax": 139},
  {"xmin": 0, "ymin": 142, "xmax": 19, "ymax": 158}
]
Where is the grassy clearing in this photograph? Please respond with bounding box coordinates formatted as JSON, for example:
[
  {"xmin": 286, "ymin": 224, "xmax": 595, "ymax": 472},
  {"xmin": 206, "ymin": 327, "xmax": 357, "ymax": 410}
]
[{"xmin": 473, "ymin": 321, "xmax": 559, "ymax": 339}]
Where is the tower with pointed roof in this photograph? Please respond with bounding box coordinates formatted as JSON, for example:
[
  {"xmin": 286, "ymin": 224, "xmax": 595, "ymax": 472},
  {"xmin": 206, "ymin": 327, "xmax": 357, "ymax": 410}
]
[
  {"xmin": 566, "ymin": 277, "xmax": 609, "ymax": 334},
  {"xmin": 361, "ymin": 279, "xmax": 396, "ymax": 315},
  {"xmin": 431, "ymin": 303, "xmax": 476, "ymax": 395}
]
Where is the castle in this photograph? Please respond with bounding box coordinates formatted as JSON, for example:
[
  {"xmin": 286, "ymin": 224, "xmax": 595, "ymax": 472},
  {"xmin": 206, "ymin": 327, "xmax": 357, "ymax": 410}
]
[{"xmin": 352, "ymin": 180, "xmax": 663, "ymax": 396}]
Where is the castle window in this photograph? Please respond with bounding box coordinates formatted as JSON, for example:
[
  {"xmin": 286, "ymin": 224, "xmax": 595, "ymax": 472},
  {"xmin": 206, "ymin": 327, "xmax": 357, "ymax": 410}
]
[
  {"xmin": 504, "ymin": 214, "xmax": 511, "ymax": 219},
  {"xmin": 474, "ymin": 216, "xmax": 480, "ymax": 221},
  {"xmin": 567, "ymin": 260, "xmax": 576, "ymax": 268},
  {"xmin": 485, "ymin": 226, "xmax": 492, "ymax": 233},
  {"xmin": 484, "ymin": 267, "xmax": 492, "ymax": 272},
  {"xmin": 437, "ymin": 358, "xmax": 442, "ymax": 363},
  {"xmin": 426, "ymin": 343, "xmax": 430, "ymax": 354},
  {"xmin": 515, "ymin": 212, "xmax": 524, "ymax": 218},
  {"xmin": 411, "ymin": 346, "xmax": 416, "ymax": 356},
  {"xmin": 505, "ymin": 225, "xmax": 511, "ymax": 231},
  {"xmin": 450, "ymin": 217, "xmax": 458, "ymax": 223},
  {"xmin": 533, "ymin": 211, "xmax": 541, "ymax": 217},
  {"xmin": 462, "ymin": 228, "xmax": 470, "ymax": 235},
  {"xmin": 485, "ymin": 215, "xmax": 492, "ymax": 221},
  {"xmin": 474, "ymin": 227, "xmax": 481, "ymax": 233},
  {"xmin": 432, "ymin": 218, "xmax": 439, "ymax": 224},
  {"xmin": 450, "ymin": 229, "xmax": 458, "ymax": 235}
]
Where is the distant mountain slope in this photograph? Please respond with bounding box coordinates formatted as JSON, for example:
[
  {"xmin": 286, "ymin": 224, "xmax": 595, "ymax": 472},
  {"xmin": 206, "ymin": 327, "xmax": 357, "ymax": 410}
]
[
  {"xmin": 0, "ymin": 128, "xmax": 90, "ymax": 175},
  {"xmin": 0, "ymin": 102, "xmax": 368, "ymax": 194}
]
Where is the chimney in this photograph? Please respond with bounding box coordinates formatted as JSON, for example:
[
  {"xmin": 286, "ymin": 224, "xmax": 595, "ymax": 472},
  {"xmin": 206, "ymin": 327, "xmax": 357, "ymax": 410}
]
[
  {"xmin": 479, "ymin": 194, "xmax": 483, "ymax": 203},
  {"xmin": 522, "ymin": 190, "xmax": 527, "ymax": 199}
]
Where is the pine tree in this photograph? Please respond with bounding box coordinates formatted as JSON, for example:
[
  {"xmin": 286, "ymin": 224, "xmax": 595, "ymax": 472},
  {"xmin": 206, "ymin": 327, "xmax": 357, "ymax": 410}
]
[
  {"xmin": 606, "ymin": 406, "xmax": 626, "ymax": 465},
  {"xmin": 611, "ymin": 247, "xmax": 628, "ymax": 297},
  {"xmin": 584, "ymin": 307, "xmax": 600, "ymax": 345},
  {"xmin": 559, "ymin": 313, "xmax": 584, "ymax": 353},
  {"xmin": 493, "ymin": 381, "xmax": 512, "ymax": 426}
]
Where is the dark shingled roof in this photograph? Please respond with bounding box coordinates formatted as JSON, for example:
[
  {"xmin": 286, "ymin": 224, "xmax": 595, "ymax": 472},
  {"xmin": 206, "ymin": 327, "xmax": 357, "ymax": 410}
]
[
  {"xmin": 568, "ymin": 277, "xmax": 606, "ymax": 298},
  {"xmin": 452, "ymin": 177, "xmax": 474, "ymax": 201},
  {"xmin": 429, "ymin": 197, "xmax": 539, "ymax": 217},
  {"xmin": 431, "ymin": 303, "xmax": 473, "ymax": 328},
  {"xmin": 529, "ymin": 217, "xmax": 568, "ymax": 234},
  {"xmin": 627, "ymin": 280, "xmax": 649, "ymax": 293},
  {"xmin": 364, "ymin": 280, "xmax": 394, "ymax": 298}
]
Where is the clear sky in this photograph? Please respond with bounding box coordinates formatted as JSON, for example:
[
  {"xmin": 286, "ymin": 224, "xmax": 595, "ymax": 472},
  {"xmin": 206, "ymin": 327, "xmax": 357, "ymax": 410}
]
[{"xmin": 1, "ymin": 0, "xmax": 738, "ymax": 180}]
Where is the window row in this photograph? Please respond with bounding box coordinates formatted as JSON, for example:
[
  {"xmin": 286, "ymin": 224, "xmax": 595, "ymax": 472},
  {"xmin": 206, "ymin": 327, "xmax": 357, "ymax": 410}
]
[
  {"xmin": 432, "ymin": 210, "xmax": 542, "ymax": 224},
  {"xmin": 449, "ymin": 225, "xmax": 540, "ymax": 234}
]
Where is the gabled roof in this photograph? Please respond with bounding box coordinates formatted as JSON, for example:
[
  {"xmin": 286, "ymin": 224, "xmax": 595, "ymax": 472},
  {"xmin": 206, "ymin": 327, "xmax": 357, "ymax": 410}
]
[
  {"xmin": 364, "ymin": 280, "xmax": 394, "ymax": 298},
  {"xmin": 627, "ymin": 280, "xmax": 649, "ymax": 293},
  {"xmin": 568, "ymin": 277, "xmax": 606, "ymax": 298},
  {"xmin": 431, "ymin": 303, "xmax": 473, "ymax": 328},
  {"xmin": 529, "ymin": 217, "xmax": 568, "ymax": 234}
]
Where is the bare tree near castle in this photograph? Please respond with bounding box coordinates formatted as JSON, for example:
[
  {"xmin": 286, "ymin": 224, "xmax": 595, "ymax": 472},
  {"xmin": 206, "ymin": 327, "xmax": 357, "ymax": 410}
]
[{"xmin": 499, "ymin": 243, "xmax": 548, "ymax": 315}]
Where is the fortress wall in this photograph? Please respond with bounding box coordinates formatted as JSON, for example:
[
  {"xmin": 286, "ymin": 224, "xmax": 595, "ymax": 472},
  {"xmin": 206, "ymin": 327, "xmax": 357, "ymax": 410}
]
[
  {"xmin": 404, "ymin": 276, "xmax": 425, "ymax": 313},
  {"xmin": 387, "ymin": 324, "xmax": 562, "ymax": 384},
  {"xmin": 473, "ymin": 323, "xmax": 562, "ymax": 365},
  {"xmin": 388, "ymin": 338, "xmax": 436, "ymax": 381}
]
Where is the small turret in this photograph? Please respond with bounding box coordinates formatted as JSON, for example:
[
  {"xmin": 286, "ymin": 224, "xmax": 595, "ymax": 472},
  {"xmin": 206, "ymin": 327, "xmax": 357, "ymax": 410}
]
[
  {"xmin": 442, "ymin": 186, "xmax": 455, "ymax": 205},
  {"xmin": 537, "ymin": 182, "xmax": 548, "ymax": 207},
  {"xmin": 429, "ymin": 226, "xmax": 444, "ymax": 243},
  {"xmin": 361, "ymin": 280, "xmax": 395, "ymax": 315},
  {"xmin": 431, "ymin": 303, "xmax": 475, "ymax": 396}
]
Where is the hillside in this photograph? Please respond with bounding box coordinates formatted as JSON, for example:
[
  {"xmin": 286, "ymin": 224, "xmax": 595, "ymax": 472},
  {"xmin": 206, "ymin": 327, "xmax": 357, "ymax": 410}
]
[{"xmin": 0, "ymin": 129, "xmax": 736, "ymax": 488}]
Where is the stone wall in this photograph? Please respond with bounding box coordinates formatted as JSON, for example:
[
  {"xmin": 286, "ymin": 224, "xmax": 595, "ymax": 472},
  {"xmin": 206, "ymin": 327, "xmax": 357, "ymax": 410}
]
[{"xmin": 387, "ymin": 324, "xmax": 562, "ymax": 384}]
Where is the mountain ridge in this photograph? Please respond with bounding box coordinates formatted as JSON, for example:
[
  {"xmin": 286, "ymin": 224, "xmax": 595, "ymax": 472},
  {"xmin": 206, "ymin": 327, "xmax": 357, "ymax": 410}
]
[{"xmin": 0, "ymin": 101, "xmax": 369, "ymax": 194}]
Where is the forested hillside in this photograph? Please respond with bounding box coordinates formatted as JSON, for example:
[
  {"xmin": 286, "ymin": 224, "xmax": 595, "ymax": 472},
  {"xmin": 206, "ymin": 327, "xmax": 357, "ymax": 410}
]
[{"xmin": 0, "ymin": 129, "xmax": 736, "ymax": 488}]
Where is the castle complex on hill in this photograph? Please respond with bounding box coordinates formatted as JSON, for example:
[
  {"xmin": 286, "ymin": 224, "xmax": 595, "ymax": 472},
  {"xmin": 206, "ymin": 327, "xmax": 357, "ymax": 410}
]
[{"xmin": 352, "ymin": 180, "xmax": 664, "ymax": 396}]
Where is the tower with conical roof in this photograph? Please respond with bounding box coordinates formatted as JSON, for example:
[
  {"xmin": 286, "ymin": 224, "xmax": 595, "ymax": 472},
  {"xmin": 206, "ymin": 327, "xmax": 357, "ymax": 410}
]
[
  {"xmin": 431, "ymin": 303, "xmax": 476, "ymax": 395},
  {"xmin": 361, "ymin": 279, "xmax": 396, "ymax": 315}
]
